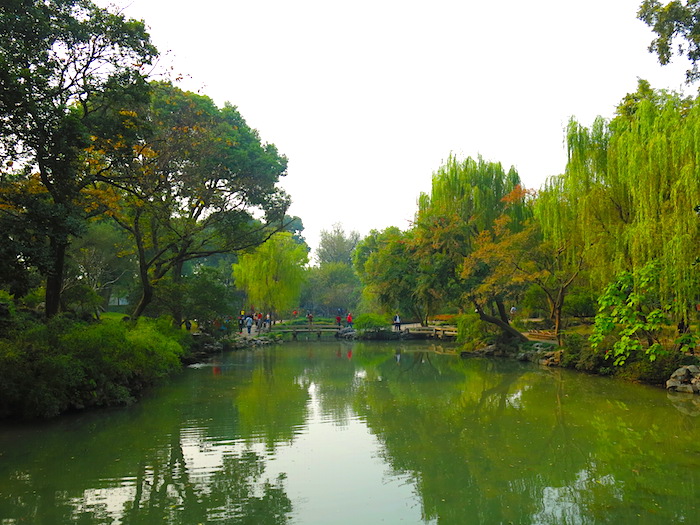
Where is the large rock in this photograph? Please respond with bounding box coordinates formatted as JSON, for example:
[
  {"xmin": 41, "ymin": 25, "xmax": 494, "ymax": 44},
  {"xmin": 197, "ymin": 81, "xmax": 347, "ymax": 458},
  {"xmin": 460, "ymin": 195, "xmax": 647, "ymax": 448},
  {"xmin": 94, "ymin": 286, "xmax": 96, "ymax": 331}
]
[{"xmin": 666, "ymin": 365, "xmax": 700, "ymax": 394}]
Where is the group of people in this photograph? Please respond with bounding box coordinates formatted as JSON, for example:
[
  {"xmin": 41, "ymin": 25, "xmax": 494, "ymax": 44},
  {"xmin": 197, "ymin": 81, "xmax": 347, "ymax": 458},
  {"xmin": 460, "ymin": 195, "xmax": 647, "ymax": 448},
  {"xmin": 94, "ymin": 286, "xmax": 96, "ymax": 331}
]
[
  {"xmin": 332, "ymin": 312, "xmax": 353, "ymax": 328},
  {"xmin": 211, "ymin": 310, "xmax": 405, "ymax": 335},
  {"xmin": 239, "ymin": 311, "xmax": 272, "ymax": 334}
]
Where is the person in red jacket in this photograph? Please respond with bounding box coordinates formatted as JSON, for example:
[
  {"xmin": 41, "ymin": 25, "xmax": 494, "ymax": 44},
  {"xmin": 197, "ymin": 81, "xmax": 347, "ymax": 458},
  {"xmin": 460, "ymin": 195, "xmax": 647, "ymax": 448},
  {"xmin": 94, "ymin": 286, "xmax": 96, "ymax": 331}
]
[{"xmin": 346, "ymin": 313, "xmax": 353, "ymax": 328}]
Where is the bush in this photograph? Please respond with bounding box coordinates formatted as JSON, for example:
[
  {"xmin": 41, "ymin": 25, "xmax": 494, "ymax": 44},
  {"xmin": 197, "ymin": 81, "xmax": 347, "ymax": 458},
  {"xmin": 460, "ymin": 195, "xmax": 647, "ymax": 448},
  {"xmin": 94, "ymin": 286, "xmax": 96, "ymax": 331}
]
[
  {"xmin": 354, "ymin": 313, "xmax": 389, "ymax": 330},
  {"xmin": 560, "ymin": 333, "xmax": 585, "ymax": 368},
  {"xmin": 0, "ymin": 315, "xmax": 186, "ymax": 419},
  {"xmin": 613, "ymin": 350, "xmax": 686, "ymax": 385}
]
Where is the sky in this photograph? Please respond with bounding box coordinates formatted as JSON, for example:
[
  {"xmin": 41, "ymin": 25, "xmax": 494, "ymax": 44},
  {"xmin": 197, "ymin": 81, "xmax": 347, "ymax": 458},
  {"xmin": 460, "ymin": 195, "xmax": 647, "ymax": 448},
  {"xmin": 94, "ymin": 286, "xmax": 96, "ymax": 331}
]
[{"xmin": 101, "ymin": 0, "xmax": 691, "ymax": 257}]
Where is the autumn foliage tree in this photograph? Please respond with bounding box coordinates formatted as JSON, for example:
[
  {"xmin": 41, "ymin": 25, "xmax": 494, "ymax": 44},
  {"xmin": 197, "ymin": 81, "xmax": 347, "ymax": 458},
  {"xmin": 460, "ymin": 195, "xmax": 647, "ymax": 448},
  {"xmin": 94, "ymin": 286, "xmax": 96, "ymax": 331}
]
[
  {"xmin": 415, "ymin": 155, "xmax": 527, "ymax": 339},
  {"xmin": 94, "ymin": 82, "xmax": 291, "ymax": 319},
  {"xmin": 0, "ymin": 0, "xmax": 157, "ymax": 316}
]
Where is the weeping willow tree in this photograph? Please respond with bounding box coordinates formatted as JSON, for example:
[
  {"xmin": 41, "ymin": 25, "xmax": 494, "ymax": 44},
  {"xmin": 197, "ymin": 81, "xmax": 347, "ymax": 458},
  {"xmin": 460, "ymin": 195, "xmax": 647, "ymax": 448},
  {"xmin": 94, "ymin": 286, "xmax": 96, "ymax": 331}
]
[
  {"xmin": 562, "ymin": 80, "xmax": 700, "ymax": 325},
  {"xmin": 524, "ymin": 175, "xmax": 590, "ymax": 339},
  {"xmin": 414, "ymin": 155, "xmax": 528, "ymax": 340},
  {"xmin": 232, "ymin": 232, "xmax": 308, "ymax": 316}
]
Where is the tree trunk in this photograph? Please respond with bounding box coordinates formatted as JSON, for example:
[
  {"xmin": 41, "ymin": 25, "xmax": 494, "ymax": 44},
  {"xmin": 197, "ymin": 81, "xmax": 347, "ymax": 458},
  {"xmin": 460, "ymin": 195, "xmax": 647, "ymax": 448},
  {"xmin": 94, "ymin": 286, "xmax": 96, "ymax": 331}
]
[
  {"xmin": 45, "ymin": 239, "xmax": 67, "ymax": 318},
  {"xmin": 132, "ymin": 282, "xmax": 153, "ymax": 319},
  {"xmin": 496, "ymin": 299, "xmax": 509, "ymax": 324},
  {"xmin": 554, "ymin": 287, "xmax": 565, "ymax": 345},
  {"xmin": 171, "ymin": 260, "xmax": 184, "ymax": 327},
  {"xmin": 473, "ymin": 300, "xmax": 528, "ymax": 343},
  {"xmin": 131, "ymin": 228, "xmax": 152, "ymax": 319}
]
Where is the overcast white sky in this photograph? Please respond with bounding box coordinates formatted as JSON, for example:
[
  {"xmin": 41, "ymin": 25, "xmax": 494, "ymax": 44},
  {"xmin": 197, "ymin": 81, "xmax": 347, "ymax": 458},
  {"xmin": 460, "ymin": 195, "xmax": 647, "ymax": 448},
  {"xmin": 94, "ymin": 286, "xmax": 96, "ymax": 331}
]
[{"xmin": 102, "ymin": 0, "xmax": 691, "ymax": 256}]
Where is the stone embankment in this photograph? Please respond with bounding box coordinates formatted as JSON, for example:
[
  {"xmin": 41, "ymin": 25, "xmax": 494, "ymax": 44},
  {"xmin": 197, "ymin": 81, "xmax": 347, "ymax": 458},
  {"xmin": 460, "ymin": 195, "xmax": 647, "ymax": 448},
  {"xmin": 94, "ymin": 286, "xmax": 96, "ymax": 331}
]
[
  {"xmin": 460, "ymin": 342, "xmax": 559, "ymax": 365},
  {"xmin": 183, "ymin": 332, "xmax": 277, "ymax": 364},
  {"xmin": 666, "ymin": 365, "xmax": 700, "ymax": 394}
]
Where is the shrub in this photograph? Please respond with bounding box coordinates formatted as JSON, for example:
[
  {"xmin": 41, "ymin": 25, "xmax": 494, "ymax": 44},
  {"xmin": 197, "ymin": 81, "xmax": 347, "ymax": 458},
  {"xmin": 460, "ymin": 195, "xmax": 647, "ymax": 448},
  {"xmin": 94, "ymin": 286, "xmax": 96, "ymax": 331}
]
[
  {"xmin": 354, "ymin": 313, "xmax": 389, "ymax": 330},
  {"xmin": 560, "ymin": 333, "xmax": 585, "ymax": 368},
  {"xmin": 0, "ymin": 315, "xmax": 186, "ymax": 419},
  {"xmin": 613, "ymin": 350, "xmax": 685, "ymax": 385}
]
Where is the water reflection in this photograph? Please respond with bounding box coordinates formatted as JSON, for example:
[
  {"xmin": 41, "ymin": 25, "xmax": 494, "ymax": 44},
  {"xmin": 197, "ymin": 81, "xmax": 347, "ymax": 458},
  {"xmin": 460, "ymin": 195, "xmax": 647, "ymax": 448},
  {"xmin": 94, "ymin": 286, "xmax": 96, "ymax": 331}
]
[{"xmin": 0, "ymin": 341, "xmax": 699, "ymax": 524}]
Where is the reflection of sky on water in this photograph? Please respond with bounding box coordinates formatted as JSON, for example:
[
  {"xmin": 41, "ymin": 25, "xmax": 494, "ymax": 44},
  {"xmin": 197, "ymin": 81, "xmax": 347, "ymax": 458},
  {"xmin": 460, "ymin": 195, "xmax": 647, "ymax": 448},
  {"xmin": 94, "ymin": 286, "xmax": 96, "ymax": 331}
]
[
  {"xmin": 263, "ymin": 382, "xmax": 428, "ymax": 524},
  {"xmin": 73, "ymin": 379, "xmax": 428, "ymax": 524}
]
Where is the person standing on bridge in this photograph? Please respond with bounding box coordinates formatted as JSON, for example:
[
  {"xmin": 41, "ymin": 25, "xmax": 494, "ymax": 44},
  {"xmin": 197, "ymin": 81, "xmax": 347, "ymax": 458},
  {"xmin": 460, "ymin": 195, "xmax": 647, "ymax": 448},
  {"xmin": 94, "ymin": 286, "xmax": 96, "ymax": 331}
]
[
  {"xmin": 393, "ymin": 313, "xmax": 401, "ymax": 331},
  {"xmin": 346, "ymin": 313, "xmax": 353, "ymax": 328}
]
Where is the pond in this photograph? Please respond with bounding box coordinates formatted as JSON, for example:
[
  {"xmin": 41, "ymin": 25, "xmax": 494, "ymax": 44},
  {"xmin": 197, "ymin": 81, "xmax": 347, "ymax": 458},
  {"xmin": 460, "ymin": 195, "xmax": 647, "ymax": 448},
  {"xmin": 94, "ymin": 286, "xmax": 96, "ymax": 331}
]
[{"xmin": 0, "ymin": 341, "xmax": 699, "ymax": 524}]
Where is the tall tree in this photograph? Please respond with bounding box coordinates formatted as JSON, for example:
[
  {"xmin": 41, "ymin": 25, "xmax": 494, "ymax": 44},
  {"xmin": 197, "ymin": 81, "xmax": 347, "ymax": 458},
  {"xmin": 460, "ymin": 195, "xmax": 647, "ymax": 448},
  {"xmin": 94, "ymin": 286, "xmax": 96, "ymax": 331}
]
[
  {"xmin": 99, "ymin": 82, "xmax": 291, "ymax": 319},
  {"xmin": 0, "ymin": 0, "xmax": 157, "ymax": 316},
  {"xmin": 232, "ymin": 232, "xmax": 308, "ymax": 316},
  {"xmin": 301, "ymin": 262, "xmax": 361, "ymax": 316},
  {"xmin": 316, "ymin": 223, "xmax": 360, "ymax": 266},
  {"xmin": 414, "ymin": 155, "xmax": 526, "ymax": 338},
  {"xmin": 638, "ymin": 0, "xmax": 700, "ymax": 82},
  {"xmin": 563, "ymin": 81, "xmax": 700, "ymax": 327}
]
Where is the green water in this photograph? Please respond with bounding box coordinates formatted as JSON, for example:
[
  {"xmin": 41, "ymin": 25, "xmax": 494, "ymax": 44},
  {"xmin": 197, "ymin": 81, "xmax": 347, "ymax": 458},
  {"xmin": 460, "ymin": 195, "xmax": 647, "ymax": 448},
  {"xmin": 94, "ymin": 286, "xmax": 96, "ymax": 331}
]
[{"xmin": 1, "ymin": 341, "xmax": 699, "ymax": 524}]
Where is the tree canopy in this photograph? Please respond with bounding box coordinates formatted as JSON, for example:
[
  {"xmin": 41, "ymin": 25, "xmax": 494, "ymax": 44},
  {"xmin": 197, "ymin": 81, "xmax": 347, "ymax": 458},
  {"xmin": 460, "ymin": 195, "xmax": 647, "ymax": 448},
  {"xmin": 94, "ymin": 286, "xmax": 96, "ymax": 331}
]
[
  {"xmin": 316, "ymin": 223, "xmax": 360, "ymax": 266},
  {"xmin": 232, "ymin": 232, "xmax": 308, "ymax": 315},
  {"xmin": 639, "ymin": 0, "xmax": 700, "ymax": 82},
  {"xmin": 96, "ymin": 81, "xmax": 291, "ymax": 318},
  {"xmin": 0, "ymin": 0, "xmax": 157, "ymax": 316}
]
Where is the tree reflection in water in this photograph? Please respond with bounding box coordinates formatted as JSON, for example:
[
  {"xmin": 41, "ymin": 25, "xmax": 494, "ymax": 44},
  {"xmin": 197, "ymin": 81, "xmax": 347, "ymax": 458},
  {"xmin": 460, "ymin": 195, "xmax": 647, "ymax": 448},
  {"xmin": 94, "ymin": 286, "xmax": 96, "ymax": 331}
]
[{"xmin": 0, "ymin": 342, "xmax": 699, "ymax": 524}]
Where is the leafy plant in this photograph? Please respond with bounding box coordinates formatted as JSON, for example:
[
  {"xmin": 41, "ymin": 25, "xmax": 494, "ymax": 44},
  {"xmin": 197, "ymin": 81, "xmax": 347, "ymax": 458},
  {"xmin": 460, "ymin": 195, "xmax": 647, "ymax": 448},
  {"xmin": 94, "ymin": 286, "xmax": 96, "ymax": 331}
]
[{"xmin": 589, "ymin": 262, "xmax": 681, "ymax": 365}]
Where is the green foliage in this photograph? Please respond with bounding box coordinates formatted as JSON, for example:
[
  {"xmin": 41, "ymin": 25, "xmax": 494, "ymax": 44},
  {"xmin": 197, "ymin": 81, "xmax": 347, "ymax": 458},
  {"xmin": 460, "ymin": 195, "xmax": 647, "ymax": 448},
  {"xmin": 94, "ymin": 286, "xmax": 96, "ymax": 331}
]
[
  {"xmin": 63, "ymin": 220, "xmax": 135, "ymax": 311},
  {"xmin": 559, "ymin": 332, "xmax": 585, "ymax": 368},
  {"xmin": 60, "ymin": 283, "xmax": 103, "ymax": 317},
  {"xmin": 150, "ymin": 265, "xmax": 236, "ymax": 322},
  {"xmin": 354, "ymin": 227, "xmax": 433, "ymax": 324},
  {"xmin": 613, "ymin": 351, "xmax": 685, "ymax": 385},
  {"xmin": 456, "ymin": 313, "xmax": 499, "ymax": 349},
  {"xmin": 316, "ymin": 223, "xmax": 360, "ymax": 266},
  {"xmin": 354, "ymin": 313, "xmax": 389, "ymax": 331},
  {"xmin": 301, "ymin": 262, "xmax": 361, "ymax": 316},
  {"xmin": 0, "ymin": 290, "xmax": 16, "ymax": 318},
  {"xmin": 562, "ymin": 287, "xmax": 597, "ymax": 319},
  {"xmin": 415, "ymin": 155, "xmax": 531, "ymax": 342},
  {"xmin": 107, "ymin": 81, "xmax": 292, "ymax": 319},
  {"xmin": 0, "ymin": 316, "xmax": 184, "ymax": 419},
  {"xmin": 233, "ymin": 232, "xmax": 308, "ymax": 314},
  {"xmin": 519, "ymin": 285, "xmax": 549, "ymax": 318},
  {"xmin": 589, "ymin": 262, "xmax": 677, "ymax": 365},
  {"xmin": 563, "ymin": 83, "xmax": 700, "ymax": 323},
  {"xmin": 0, "ymin": 0, "xmax": 157, "ymax": 316},
  {"xmin": 638, "ymin": 0, "xmax": 700, "ymax": 82}
]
